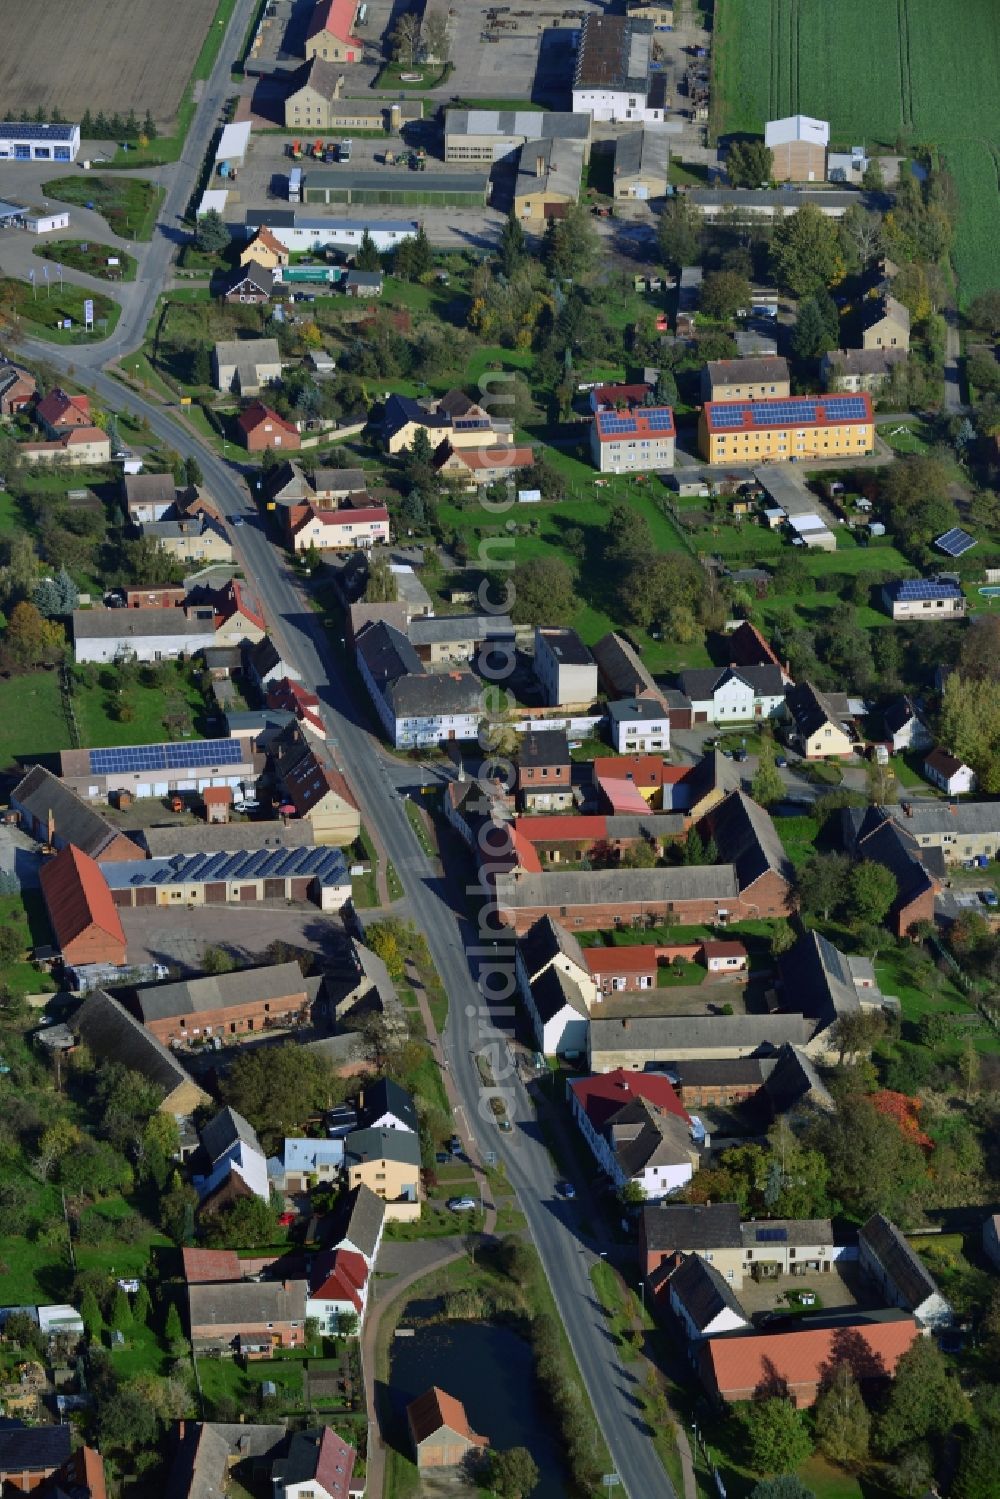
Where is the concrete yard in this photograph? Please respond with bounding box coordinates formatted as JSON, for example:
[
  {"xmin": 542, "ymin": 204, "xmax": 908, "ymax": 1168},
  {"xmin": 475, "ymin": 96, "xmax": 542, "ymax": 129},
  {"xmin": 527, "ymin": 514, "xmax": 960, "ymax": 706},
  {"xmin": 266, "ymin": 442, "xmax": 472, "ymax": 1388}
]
[
  {"xmin": 120, "ymin": 902, "xmax": 348, "ymax": 972},
  {"xmin": 739, "ymin": 1261, "xmax": 881, "ymax": 1320}
]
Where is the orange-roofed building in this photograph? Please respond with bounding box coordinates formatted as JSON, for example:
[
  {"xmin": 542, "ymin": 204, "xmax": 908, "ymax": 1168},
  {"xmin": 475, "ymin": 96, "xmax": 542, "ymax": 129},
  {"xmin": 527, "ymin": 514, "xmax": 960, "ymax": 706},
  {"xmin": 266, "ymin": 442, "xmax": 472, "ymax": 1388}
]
[
  {"xmin": 181, "ymin": 1247, "xmax": 244, "ymax": 1283},
  {"xmin": 406, "ymin": 1387, "xmax": 489, "ymax": 1470},
  {"xmin": 39, "ymin": 844, "xmax": 126, "ymax": 968},
  {"xmin": 268, "ymin": 676, "xmax": 326, "ymax": 738},
  {"xmin": 585, "ymin": 943, "xmax": 660, "ymax": 995},
  {"xmin": 240, "ymin": 226, "xmax": 290, "ymax": 269},
  {"xmin": 35, "ymin": 386, "xmax": 90, "ymax": 436},
  {"xmin": 237, "ymin": 401, "xmax": 300, "ymax": 453},
  {"xmin": 433, "ymin": 441, "xmax": 535, "ymax": 489},
  {"xmin": 702, "ymin": 1312, "xmax": 920, "ymax": 1406},
  {"xmin": 308, "ymin": 1247, "xmax": 370, "ymax": 1332}
]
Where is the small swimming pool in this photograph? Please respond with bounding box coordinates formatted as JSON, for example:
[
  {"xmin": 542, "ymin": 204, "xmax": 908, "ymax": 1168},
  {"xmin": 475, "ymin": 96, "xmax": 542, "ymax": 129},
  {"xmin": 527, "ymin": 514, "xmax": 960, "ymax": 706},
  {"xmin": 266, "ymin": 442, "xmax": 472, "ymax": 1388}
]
[{"xmin": 979, "ymin": 586, "xmax": 1000, "ymax": 597}]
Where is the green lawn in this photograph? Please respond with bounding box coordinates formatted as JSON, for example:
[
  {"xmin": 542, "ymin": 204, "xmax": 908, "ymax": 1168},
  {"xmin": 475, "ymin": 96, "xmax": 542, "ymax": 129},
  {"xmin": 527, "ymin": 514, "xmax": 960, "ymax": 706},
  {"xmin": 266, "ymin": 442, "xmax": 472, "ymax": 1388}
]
[
  {"xmin": 41, "ymin": 176, "xmax": 164, "ymax": 240},
  {"xmin": 0, "ymin": 278, "xmax": 120, "ymax": 344},
  {"xmin": 33, "ymin": 240, "xmax": 137, "ymax": 282},
  {"xmin": 874, "ymin": 950, "xmax": 973, "ymax": 1023},
  {"xmin": 774, "ymin": 813, "xmax": 822, "ymax": 868},
  {"xmin": 0, "ymin": 671, "xmax": 70, "ymax": 764}
]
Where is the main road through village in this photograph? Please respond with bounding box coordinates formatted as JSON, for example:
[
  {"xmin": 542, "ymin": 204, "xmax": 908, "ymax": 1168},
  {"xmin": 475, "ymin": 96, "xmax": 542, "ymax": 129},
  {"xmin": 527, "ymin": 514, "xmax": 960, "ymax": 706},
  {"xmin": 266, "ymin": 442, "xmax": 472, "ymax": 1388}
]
[{"xmin": 10, "ymin": 5, "xmax": 676, "ymax": 1484}]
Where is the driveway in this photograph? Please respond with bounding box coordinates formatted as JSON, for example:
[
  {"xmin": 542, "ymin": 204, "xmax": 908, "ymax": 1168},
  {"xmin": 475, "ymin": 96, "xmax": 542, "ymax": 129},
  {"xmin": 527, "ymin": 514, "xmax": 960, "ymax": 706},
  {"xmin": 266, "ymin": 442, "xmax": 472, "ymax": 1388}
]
[{"xmin": 0, "ymin": 826, "xmax": 42, "ymax": 890}]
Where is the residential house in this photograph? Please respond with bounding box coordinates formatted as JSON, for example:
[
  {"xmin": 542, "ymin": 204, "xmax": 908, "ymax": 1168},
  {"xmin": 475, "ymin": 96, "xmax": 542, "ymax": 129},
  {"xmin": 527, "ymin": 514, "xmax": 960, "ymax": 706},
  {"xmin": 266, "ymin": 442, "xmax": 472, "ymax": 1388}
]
[
  {"xmin": 701, "ymin": 357, "xmax": 791, "ymax": 403},
  {"xmin": 569, "ymin": 1069, "xmax": 694, "ymax": 1198},
  {"xmin": 613, "ymin": 126, "xmax": 670, "ymax": 199},
  {"xmin": 676, "ymin": 665, "xmax": 786, "ymax": 724},
  {"xmin": 407, "ymin": 612, "xmax": 515, "ymax": 667},
  {"xmin": 593, "ymin": 631, "xmax": 662, "ymax": 702},
  {"xmin": 304, "ymin": 0, "xmax": 362, "ymax": 62},
  {"xmin": 882, "ymin": 696, "xmax": 932, "ymax": 754},
  {"xmin": 357, "ymin": 1078, "xmax": 418, "ymax": 1134},
  {"xmin": 37, "ymin": 1447, "xmax": 107, "ymax": 1498},
  {"xmin": 764, "ymin": 115, "xmax": 829, "ymax": 182},
  {"xmin": 862, "ymin": 295, "xmax": 910, "ymax": 352},
  {"xmin": 268, "ymin": 677, "xmax": 325, "ymax": 738},
  {"xmin": 641, "ymin": 1201, "xmax": 743, "ymax": 1289},
  {"xmin": 121, "ymin": 471, "xmax": 178, "ymax": 524},
  {"xmin": 858, "ymin": 1213, "xmax": 953, "ymax": 1328},
  {"xmin": 305, "ymin": 1249, "xmax": 368, "ymax": 1335},
  {"xmin": 19, "ymin": 427, "xmax": 111, "ymax": 466},
  {"xmin": 11, "ymin": 765, "xmax": 139, "ymax": 861},
  {"xmin": 699, "ymin": 788, "xmax": 795, "ymax": 917},
  {"xmin": 703, "ymin": 1312, "xmax": 920, "ymax": 1406},
  {"xmin": 272, "ymin": 1427, "xmax": 361, "ymax": 1499},
  {"xmin": 284, "ymin": 56, "xmax": 344, "ymax": 131},
  {"xmin": 166, "ymin": 1424, "xmax": 287, "ymax": 1499},
  {"xmin": 407, "ymin": 1388, "xmax": 489, "ymax": 1470},
  {"xmin": 778, "ymin": 929, "xmax": 893, "ymax": 1058},
  {"xmin": 221, "ymin": 261, "xmax": 273, "ymax": 305},
  {"xmin": 883, "ymin": 577, "xmax": 967, "ymax": 620},
  {"xmin": 196, "ymin": 1107, "xmax": 270, "ymax": 1216},
  {"xmin": 187, "ymin": 1277, "xmax": 308, "ymax": 1355},
  {"xmin": 923, "ymin": 747, "xmax": 976, "ymax": 796},
  {"xmin": 271, "ymin": 723, "xmax": 360, "ymax": 844},
  {"xmin": 0, "ymin": 363, "xmax": 37, "ymax": 415},
  {"xmin": 515, "ymin": 914, "xmax": 597, "ymax": 1055},
  {"xmin": 585, "ymin": 943, "xmax": 659, "ymax": 997},
  {"xmin": 503, "ymin": 812, "xmax": 684, "ymax": 875},
  {"xmin": 384, "ymin": 389, "xmax": 511, "ymax": 456},
  {"xmin": 144, "ymin": 513, "xmax": 234, "ymax": 564},
  {"xmin": 132, "ymin": 961, "xmax": 312, "ymax": 1045},
  {"xmin": 343, "ymin": 1126, "xmax": 422, "ymax": 1221},
  {"xmin": 213, "ymin": 338, "xmax": 283, "ymax": 395},
  {"xmin": 287, "ymin": 497, "xmax": 391, "ymax": 553},
  {"xmin": 849, "ymin": 805, "xmax": 939, "ymax": 937},
  {"xmin": 884, "ymin": 800, "xmax": 1000, "ymax": 864},
  {"xmin": 71, "ymin": 604, "xmax": 218, "ymax": 664},
  {"xmin": 726, "ymin": 620, "xmax": 792, "ymax": 681},
  {"xmin": 668, "ymin": 1255, "xmax": 750, "ymax": 1348},
  {"xmin": 534, "ymin": 626, "xmax": 598, "ymax": 707},
  {"xmin": 785, "ymin": 680, "xmax": 856, "ymax": 758},
  {"xmin": 327, "ymin": 1182, "xmax": 386, "ymax": 1268},
  {"xmin": 35, "ymin": 386, "xmax": 91, "ymax": 436},
  {"xmin": 266, "ymin": 460, "xmax": 368, "ymax": 509},
  {"xmin": 822, "ymin": 347, "xmax": 906, "ymax": 392},
  {"xmin": 0, "ymin": 1427, "xmax": 73, "ymax": 1492},
  {"xmin": 241, "ymin": 226, "xmax": 290, "ymax": 268},
  {"xmin": 238, "ymin": 402, "xmax": 300, "ymax": 453},
  {"xmin": 702, "ymin": 939, "xmax": 748, "ymax": 975},
  {"xmin": 699, "ymin": 392, "xmax": 875, "ymax": 464},
  {"xmin": 343, "ymin": 269, "xmax": 383, "ymax": 297},
  {"xmin": 72, "ymin": 989, "xmax": 210, "ymax": 1117},
  {"xmin": 213, "ymin": 579, "xmax": 267, "ymax": 647},
  {"xmin": 517, "ymin": 728, "xmax": 573, "ymax": 811},
  {"xmin": 513, "ymin": 136, "xmax": 586, "ymax": 222},
  {"xmin": 40, "ymin": 844, "xmax": 127, "ymax": 967},
  {"xmin": 590, "ymin": 404, "xmax": 675, "ymax": 473},
  {"xmin": 279, "ymin": 1137, "xmax": 345, "ymax": 1193},
  {"xmin": 607, "ymin": 697, "xmax": 671, "ymax": 753},
  {"xmin": 432, "ymin": 441, "xmax": 534, "ymax": 490},
  {"xmin": 245, "ymin": 635, "xmax": 302, "ymax": 691},
  {"xmin": 355, "ymin": 620, "xmax": 482, "ymax": 749},
  {"xmin": 571, "ymin": 15, "xmax": 667, "ymax": 124},
  {"xmin": 589, "ymin": 381, "xmax": 652, "ymax": 412}
]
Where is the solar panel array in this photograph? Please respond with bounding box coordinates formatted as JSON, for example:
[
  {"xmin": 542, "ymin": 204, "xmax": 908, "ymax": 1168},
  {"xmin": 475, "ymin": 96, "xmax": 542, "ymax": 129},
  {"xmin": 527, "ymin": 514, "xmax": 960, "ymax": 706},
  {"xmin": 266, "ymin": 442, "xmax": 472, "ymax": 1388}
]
[
  {"xmin": 936, "ymin": 527, "xmax": 977, "ymax": 558},
  {"xmin": 598, "ymin": 406, "xmax": 674, "ymax": 436},
  {"xmin": 754, "ymin": 1226, "xmax": 788, "ymax": 1243},
  {"xmin": 128, "ymin": 844, "xmax": 348, "ymax": 889},
  {"xmin": 896, "ymin": 578, "xmax": 962, "ymax": 601},
  {"xmin": 89, "ymin": 739, "xmax": 247, "ymax": 776},
  {"xmin": 710, "ymin": 395, "xmax": 869, "ymax": 429}
]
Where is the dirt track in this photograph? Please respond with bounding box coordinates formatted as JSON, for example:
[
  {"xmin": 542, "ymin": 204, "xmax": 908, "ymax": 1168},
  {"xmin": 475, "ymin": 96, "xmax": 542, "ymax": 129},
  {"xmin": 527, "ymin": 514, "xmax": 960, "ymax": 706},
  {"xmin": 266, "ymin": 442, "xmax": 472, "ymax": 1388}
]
[{"xmin": 0, "ymin": 0, "xmax": 220, "ymax": 128}]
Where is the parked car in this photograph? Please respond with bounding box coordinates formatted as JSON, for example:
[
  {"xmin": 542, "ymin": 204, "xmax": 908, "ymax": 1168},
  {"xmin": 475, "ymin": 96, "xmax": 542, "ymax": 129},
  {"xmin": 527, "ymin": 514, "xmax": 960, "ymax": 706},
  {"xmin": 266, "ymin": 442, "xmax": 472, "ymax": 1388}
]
[
  {"xmin": 448, "ymin": 1134, "xmax": 462, "ymax": 1154},
  {"xmin": 557, "ymin": 1181, "xmax": 576, "ymax": 1199},
  {"xmin": 775, "ymin": 755, "xmax": 788, "ymax": 769},
  {"xmin": 981, "ymin": 890, "xmax": 998, "ymax": 908},
  {"xmin": 434, "ymin": 1151, "xmax": 449, "ymax": 1165},
  {"xmin": 446, "ymin": 1196, "xmax": 477, "ymax": 1211}
]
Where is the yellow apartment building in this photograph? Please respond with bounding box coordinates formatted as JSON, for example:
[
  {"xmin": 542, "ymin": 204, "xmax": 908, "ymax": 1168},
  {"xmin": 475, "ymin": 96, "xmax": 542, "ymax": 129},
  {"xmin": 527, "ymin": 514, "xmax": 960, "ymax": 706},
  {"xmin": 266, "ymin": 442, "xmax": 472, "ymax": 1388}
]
[{"xmin": 698, "ymin": 393, "xmax": 874, "ymax": 465}]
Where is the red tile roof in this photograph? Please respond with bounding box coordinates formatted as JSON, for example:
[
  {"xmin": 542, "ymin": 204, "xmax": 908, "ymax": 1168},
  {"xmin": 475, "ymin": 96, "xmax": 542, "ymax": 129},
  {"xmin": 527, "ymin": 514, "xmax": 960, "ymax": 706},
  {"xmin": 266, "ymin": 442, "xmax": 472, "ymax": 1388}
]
[
  {"xmin": 570, "ymin": 1068, "xmax": 689, "ymax": 1129},
  {"xmin": 36, "ymin": 387, "xmax": 90, "ymax": 428},
  {"xmin": 450, "ymin": 444, "xmax": 535, "ymax": 471},
  {"xmin": 406, "ymin": 1387, "xmax": 488, "ymax": 1448},
  {"xmin": 313, "ymin": 1427, "xmax": 357, "ymax": 1499},
  {"xmin": 202, "ymin": 786, "xmax": 233, "ymax": 806},
  {"xmin": 309, "ymin": 1248, "xmax": 368, "ymax": 1312},
  {"xmin": 514, "ymin": 814, "xmax": 609, "ymax": 844},
  {"xmin": 236, "ymin": 401, "xmax": 298, "ymax": 440},
  {"xmin": 39, "ymin": 844, "xmax": 126, "ymax": 960},
  {"xmin": 594, "ymin": 405, "xmax": 676, "ymax": 443},
  {"xmin": 306, "ymin": 0, "xmax": 362, "ymax": 44},
  {"xmin": 592, "ymin": 382, "xmax": 652, "ymax": 409},
  {"xmin": 701, "ymin": 939, "xmax": 748, "ymax": 960},
  {"xmin": 250, "ymin": 226, "xmax": 287, "ymax": 256},
  {"xmin": 294, "ymin": 503, "xmax": 390, "ymax": 531},
  {"xmin": 705, "ymin": 1315, "xmax": 920, "ymax": 1403},
  {"xmin": 216, "ymin": 578, "xmax": 266, "ymax": 632},
  {"xmin": 284, "ymin": 748, "xmax": 358, "ymax": 816},
  {"xmin": 268, "ymin": 677, "xmax": 325, "ymax": 733},
  {"xmin": 182, "ymin": 1247, "xmax": 243, "ymax": 1283},
  {"xmin": 585, "ymin": 944, "xmax": 659, "ymax": 975},
  {"xmin": 593, "ymin": 756, "xmax": 686, "ymax": 788},
  {"xmin": 703, "ymin": 392, "xmax": 874, "ymax": 433}
]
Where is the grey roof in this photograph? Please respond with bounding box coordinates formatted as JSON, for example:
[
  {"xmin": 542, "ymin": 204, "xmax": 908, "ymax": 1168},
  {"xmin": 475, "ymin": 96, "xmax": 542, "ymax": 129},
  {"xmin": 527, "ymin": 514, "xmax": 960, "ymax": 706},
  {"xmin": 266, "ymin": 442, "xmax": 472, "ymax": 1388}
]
[
  {"xmin": 608, "ymin": 1096, "xmax": 693, "ymax": 1175},
  {"xmin": 518, "ymin": 913, "xmax": 590, "ymax": 981},
  {"xmin": 72, "ymin": 607, "xmax": 213, "ymax": 640},
  {"xmin": 887, "ymin": 801, "xmax": 1000, "ymax": 838},
  {"xmin": 387, "ymin": 671, "xmax": 483, "ymax": 718},
  {"xmin": 825, "ymin": 347, "xmax": 906, "ymax": 376},
  {"xmin": 515, "ymin": 137, "xmax": 585, "ymax": 202},
  {"xmin": 786, "ymin": 679, "xmax": 850, "ymax": 739},
  {"xmin": 537, "ymin": 626, "xmax": 594, "ymax": 666},
  {"xmin": 306, "ymin": 168, "xmax": 489, "ymax": 196},
  {"xmin": 860, "ymin": 1213, "xmax": 943, "ymax": 1310},
  {"xmin": 188, "ymin": 1278, "xmax": 306, "ymax": 1329},
  {"xmin": 0, "ymin": 1426, "xmax": 71, "ymax": 1472},
  {"xmin": 408, "ymin": 613, "xmax": 514, "ymax": 647},
  {"xmin": 739, "ymin": 1217, "xmax": 833, "ymax": 1248},
  {"xmin": 643, "ymin": 1201, "xmax": 742, "ymax": 1252},
  {"xmin": 122, "ymin": 471, "xmax": 177, "ymax": 507},
  {"xmin": 678, "ymin": 664, "xmax": 785, "ymax": 701},
  {"xmin": 446, "ymin": 108, "xmax": 590, "ymax": 143},
  {"xmin": 614, "ymin": 127, "xmax": 670, "ymax": 183},
  {"xmin": 287, "ymin": 54, "xmax": 343, "ymax": 101},
  {"xmin": 683, "ymin": 749, "xmax": 741, "ymax": 807},
  {"xmin": 530, "ymin": 964, "xmax": 591, "ymax": 1024},
  {"xmin": 593, "ymin": 632, "xmax": 659, "ymax": 698},
  {"xmin": 359, "ymin": 1077, "xmax": 418, "ymax": 1132},
  {"xmin": 761, "ymin": 1043, "xmax": 837, "ymax": 1115},
  {"xmin": 497, "ymin": 864, "xmax": 739, "ymax": 914},
  {"xmin": 607, "ymin": 697, "xmax": 669, "ymax": 724},
  {"xmin": 862, "ymin": 294, "xmax": 910, "ymax": 332},
  {"xmin": 135, "ymin": 961, "xmax": 307, "ymax": 1024},
  {"xmin": 590, "ymin": 1012, "xmax": 813, "ymax": 1056},
  {"xmin": 779, "ymin": 930, "xmax": 862, "ymax": 1025},
  {"xmin": 73, "ymin": 989, "xmax": 205, "ymax": 1103},
  {"xmin": 518, "ymin": 728, "xmax": 570, "ymax": 768},
  {"xmin": 213, "ymin": 337, "xmax": 281, "ymax": 368},
  {"xmin": 670, "ymin": 1056, "xmax": 768, "ymax": 1088},
  {"xmin": 166, "ymin": 1424, "xmax": 287, "ymax": 1499},
  {"xmin": 700, "ymin": 789, "xmax": 793, "ymax": 893},
  {"xmin": 344, "ymin": 1126, "xmax": 422, "ymax": 1167},
  {"xmin": 855, "ymin": 807, "xmax": 936, "ymax": 903},
  {"xmin": 344, "ymin": 269, "xmax": 384, "ymax": 290},
  {"xmin": 201, "ymin": 1106, "xmax": 262, "ymax": 1165},
  {"xmin": 356, "ymin": 619, "xmax": 421, "ymax": 684},
  {"xmin": 140, "ymin": 820, "xmax": 313, "ymax": 858},
  {"xmin": 222, "ymin": 261, "xmax": 274, "ymax": 296},
  {"xmin": 882, "ymin": 695, "xmax": 922, "ymax": 737},
  {"xmin": 705, "ymin": 356, "xmax": 790, "ymax": 389},
  {"xmin": 690, "ymin": 187, "xmax": 886, "ymax": 211},
  {"xmin": 669, "ymin": 1253, "xmax": 747, "ymax": 1332},
  {"xmin": 11, "ymin": 764, "xmax": 125, "ymax": 859},
  {"xmin": 326, "ymin": 1181, "xmax": 386, "ymax": 1260}
]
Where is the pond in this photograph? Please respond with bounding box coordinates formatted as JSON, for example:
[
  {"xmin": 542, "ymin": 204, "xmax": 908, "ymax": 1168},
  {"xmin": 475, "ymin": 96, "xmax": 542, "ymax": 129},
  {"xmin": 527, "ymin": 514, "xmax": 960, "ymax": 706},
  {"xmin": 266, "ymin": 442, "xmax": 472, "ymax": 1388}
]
[{"xmin": 389, "ymin": 1314, "xmax": 567, "ymax": 1497}]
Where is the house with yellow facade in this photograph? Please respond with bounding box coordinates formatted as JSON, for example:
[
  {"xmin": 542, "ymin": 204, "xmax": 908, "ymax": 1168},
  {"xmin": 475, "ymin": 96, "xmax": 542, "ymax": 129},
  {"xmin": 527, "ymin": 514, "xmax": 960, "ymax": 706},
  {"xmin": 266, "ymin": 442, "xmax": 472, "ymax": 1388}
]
[
  {"xmin": 785, "ymin": 681, "xmax": 856, "ymax": 759},
  {"xmin": 240, "ymin": 227, "xmax": 290, "ymax": 270},
  {"xmin": 698, "ymin": 393, "xmax": 874, "ymax": 465}
]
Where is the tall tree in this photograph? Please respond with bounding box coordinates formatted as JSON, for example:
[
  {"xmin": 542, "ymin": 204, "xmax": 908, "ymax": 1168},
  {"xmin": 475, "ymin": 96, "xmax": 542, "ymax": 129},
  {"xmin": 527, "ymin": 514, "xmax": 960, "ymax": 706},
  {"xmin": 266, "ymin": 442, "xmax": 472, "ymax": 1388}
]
[
  {"xmin": 813, "ymin": 1366, "xmax": 870, "ymax": 1467},
  {"xmin": 791, "ymin": 296, "xmax": 838, "ymax": 359},
  {"xmin": 751, "ymin": 737, "xmax": 784, "ymax": 807},
  {"xmin": 488, "ymin": 1447, "xmax": 540, "ymax": 1498},
  {"xmin": 771, "ymin": 204, "xmax": 844, "ymax": 295},
  {"xmin": 543, "ymin": 202, "xmax": 598, "ymax": 280},
  {"xmin": 848, "ymin": 860, "xmax": 897, "ymax": 926},
  {"xmin": 390, "ymin": 12, "xmax": 420, "ymax": 66},
  {"xmin": 794, "ymin": 851, "xmax": 849, "ymax": 920},
  {"xmin": 701, "ymin": 269, "xmax": 752, "ymax": 321},
  {"xmin": 876, "ymin": 1337, "xmax": 969, "ymax": 1455},
  {"xmin": 194, "ymin": 209, "xmax": 230, "ymax": 254},
  {"xmin": 657, "ymin": 196, "xmax": 702, "ymax": 270},
  {"xmin": 727, "ymin": 140, "xmax": 773, "ymax": 188},
  {"xmin": 355, "ymin": 229, "xmax": 381, "ymax": 271},
  {"xmin": 508, "ymin": 556, "xmax": 578, "ymax": 626},
  {"xmin": 498, "ymin": 211, "xmax": 526, "ymax": 278},
  {"xmin": 741, "ymin": 1398, "xmax": 813, "ymax": 1474}
]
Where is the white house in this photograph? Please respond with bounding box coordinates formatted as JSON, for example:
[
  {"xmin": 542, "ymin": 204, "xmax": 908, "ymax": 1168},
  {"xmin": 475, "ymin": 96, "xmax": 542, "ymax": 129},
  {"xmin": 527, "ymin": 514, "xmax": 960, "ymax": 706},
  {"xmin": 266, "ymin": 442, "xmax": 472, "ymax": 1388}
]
[
  {"xmin": 278, "ymin": 1137, "xmax": 345, "ymax": 1193},
  {"xmin": 534, "ymin": 626, "xmax": 598, "ymax": 707},
  {"xmin": 859, "ymin": 1213, "xmax": 953, "ymax": 1329},
  {"xmin": 515, "ymin": 916, "xmax": 597, "ymax": 1055},
  {"xmin": 355, "ymin": 620, "xmax": 482, "ymax": 749},
  {"xmin": 357, "ymin": 1078, "xmax": 418, "ymax": 1134},
  {"xmin": 306, "ymin": 1248, "xmax": 369, "ymax": 1335},
  {"xmin": 72, "ymin": 607, "xmax": 217, "ymax": 664},
  {"xmin": 607, "ymin": 696, "xmax": 671, "ymax": 753},
  {"xmin": 676, "ymin": 665, "xmax": 786, "ymax": 724},
  {"xmin": 923, "ymin": 748, "xmax": 976, "ymax": 796},
  {"xmin": 274, "ymin": 1429, "xmax": 362, "ymax": 1499},
  {"xmin": 883, "ymin": 696, "xmax": 932, "ymax": 755},
  {"xmin": 668, "ymin": 1254, "xmax": 749, "ymax": 1347},
  {"xmin": 568, "ymin": 1070, "xmax": 697, "ymax": 1201},
  {"xmin": 571, "ymin": 15, "xmax": 666, "ymax": 124}
]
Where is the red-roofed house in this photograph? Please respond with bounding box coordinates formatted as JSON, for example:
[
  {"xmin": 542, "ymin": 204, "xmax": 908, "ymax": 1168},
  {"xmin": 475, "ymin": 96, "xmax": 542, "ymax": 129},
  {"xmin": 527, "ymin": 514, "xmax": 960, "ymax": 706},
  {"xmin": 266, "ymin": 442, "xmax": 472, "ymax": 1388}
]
[
  {"xmin": 433, "ymin": 441, "xmax": 535, "ymax": 490},
  {"xmin": 237, "ymin": 402, "xmax": 300, "ymax": 452},
  {"xmin": 591, "ymin": 403, "xmax": 675, "ymax": 473},
  {"xmin": 202, "ymin": 786, "xmax": 233, "ymax": 824},
  {"xmin": 589, "ymin": 381, "xmax": 652, "ymax": 412},
  {"xmin": 20, "ymin": 426, "xmax": 111, "ymax": 466},
  {"xmin": 570, "ymin": 1069, "xmax": 689, "ymax": 1132},
  {"xmin": 585, "ymin": 944, "xmax": 660, "ymax": 995},
  {"xmin": 593, "ymin": 755, "xmax": 687, "ymax": 811},
  {"xmin": 268, "ymin": 677, "xmax": 325, "ymax": 738},
  {"xmin": 727, "ymin": 620, "xmax": 791, "ymax": 682},
  {"xmin": 307, "ymin": 1248, "xmax": 369, "ymax": 1333},
  {"xmin": 699, "ymin": 393, "xmax": 875, "ymax": 464},
  {"xmin": 214, "ymin": 578, "xmax": 267, "ymax": 645},
  {"xmin": 182, "ymin": 1247, "xmax": 245, "ymax": 1283},
  {"xmin": 39, "ymin": 844, "xmax": 127, "ymax": 968},
  {"xmin": 275, "ymin": 1427, "xmax": 360, "ymax": 1499},
  {"xmin": 35, "ymin": 387, "xmax": 90, "ymax": 436},
  {"xmin": 701, "ymin": 939, "xmax": 748, "ymax": 975},
  {"xmin": 407, "ymin": 1387, "xmax": 489, "ymax": 1470},
  {"xmin": 289, "ymin": 501, "xmax": 390, "ymax": 553},
  {"xmin": 569, "ymin": 1069, "xmax": 696, "ymax": 1197},
  {"xmin": 702, "ymin": 1313, "xmax": 920, "ymax": 1406},
  {"xmin": 274, "ymin": 729, "xmax": 360, "ymax": 845},
  {"xmin": 305, "ymin": 0, "xmax": 362, "ymax": 61}
]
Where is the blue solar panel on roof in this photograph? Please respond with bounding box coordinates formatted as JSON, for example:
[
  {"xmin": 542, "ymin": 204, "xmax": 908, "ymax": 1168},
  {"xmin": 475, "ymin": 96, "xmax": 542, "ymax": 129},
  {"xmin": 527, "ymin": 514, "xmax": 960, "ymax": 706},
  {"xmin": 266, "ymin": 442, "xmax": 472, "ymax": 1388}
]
[
  {"xmin": 89, "ymin": 738, "xmax": 244, "ymax": 776},
  {"xmin": 935, "ymin": 527, "xmax": 977, "ymax": 557},
  {"xmin": 897, "ymin": 578, "xmax": 960, "ymax": 600},
  {"xmin": 755, "ymin": 1226, "xmax": 788, "ymax": 1243}
]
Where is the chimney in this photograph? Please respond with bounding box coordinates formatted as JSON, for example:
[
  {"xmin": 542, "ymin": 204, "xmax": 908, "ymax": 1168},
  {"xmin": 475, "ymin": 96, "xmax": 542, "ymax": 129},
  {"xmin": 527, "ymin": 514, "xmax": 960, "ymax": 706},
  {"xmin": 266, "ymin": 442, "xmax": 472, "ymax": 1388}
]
[
  {"xmin": 536, "ymin": 152, "xmax": 546, "ymax": 178},
  {"xmin": 47, "ymin": 808, "xmax": 55, "ymax": 847},
  {"xmin": 902, "ymin": 801, "xmax": 912, "ymax": 818}
]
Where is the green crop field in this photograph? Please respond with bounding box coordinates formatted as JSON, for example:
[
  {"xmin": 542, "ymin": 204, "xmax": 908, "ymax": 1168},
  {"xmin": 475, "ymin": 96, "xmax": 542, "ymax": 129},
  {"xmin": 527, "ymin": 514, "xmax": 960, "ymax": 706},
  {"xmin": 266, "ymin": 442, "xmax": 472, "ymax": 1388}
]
[{"xmin": 712, "ymin": 0, "xmax": 1000, "ymax": 302}]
